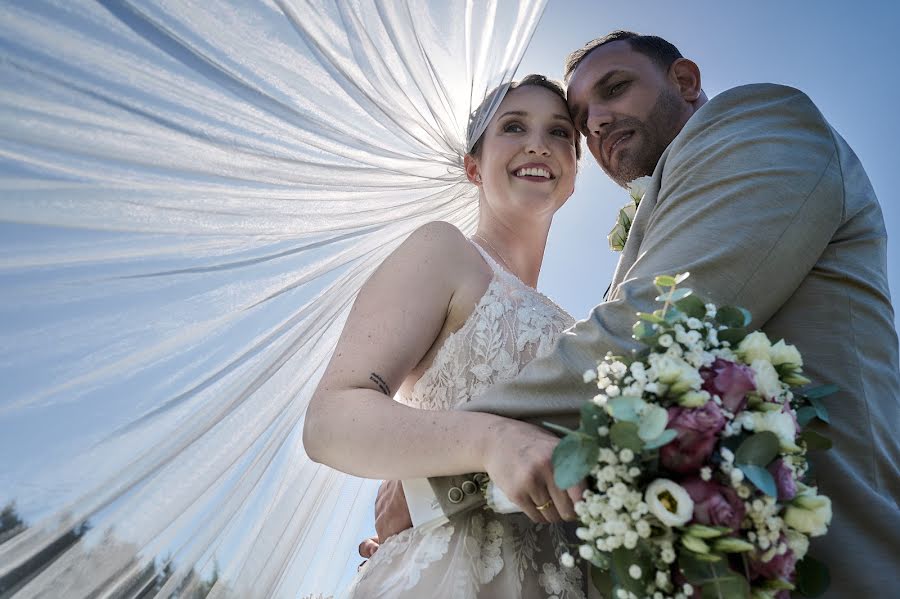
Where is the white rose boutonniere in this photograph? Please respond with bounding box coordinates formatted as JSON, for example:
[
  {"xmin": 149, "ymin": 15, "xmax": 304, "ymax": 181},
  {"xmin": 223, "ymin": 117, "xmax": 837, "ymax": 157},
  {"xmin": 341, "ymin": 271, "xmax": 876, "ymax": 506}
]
[{"xmin": 608, "ymin": 176, "xmax": 651, "ymax": 252}]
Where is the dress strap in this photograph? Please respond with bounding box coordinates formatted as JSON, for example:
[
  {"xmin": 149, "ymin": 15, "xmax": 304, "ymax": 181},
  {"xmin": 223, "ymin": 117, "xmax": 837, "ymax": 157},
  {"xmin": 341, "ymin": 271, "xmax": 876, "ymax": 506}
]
[{"xmin": 467, "ymin": 237, "xmax": 508, "ymax": 277}]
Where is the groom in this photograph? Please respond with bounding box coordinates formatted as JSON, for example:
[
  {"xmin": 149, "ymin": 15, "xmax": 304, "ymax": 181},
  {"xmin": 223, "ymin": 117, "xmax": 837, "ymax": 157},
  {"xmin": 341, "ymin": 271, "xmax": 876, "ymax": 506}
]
[{"xmin": 369, "ymin": 31, "xmax": 900, "ymax": 596}]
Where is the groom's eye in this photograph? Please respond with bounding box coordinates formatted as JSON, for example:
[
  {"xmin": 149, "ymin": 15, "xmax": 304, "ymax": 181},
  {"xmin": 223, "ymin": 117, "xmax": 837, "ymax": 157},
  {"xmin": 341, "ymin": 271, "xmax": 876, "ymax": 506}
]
[{"xmin": 609, "ymin": 81, "xmax": 629, "ymax": 96}]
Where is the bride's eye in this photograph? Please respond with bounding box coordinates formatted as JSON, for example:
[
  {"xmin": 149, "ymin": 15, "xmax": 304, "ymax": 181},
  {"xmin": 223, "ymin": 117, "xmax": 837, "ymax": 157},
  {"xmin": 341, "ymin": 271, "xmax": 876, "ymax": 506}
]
[{"xmin": 503, "ymin": 121, "xmax": 524, "ymax": 133}]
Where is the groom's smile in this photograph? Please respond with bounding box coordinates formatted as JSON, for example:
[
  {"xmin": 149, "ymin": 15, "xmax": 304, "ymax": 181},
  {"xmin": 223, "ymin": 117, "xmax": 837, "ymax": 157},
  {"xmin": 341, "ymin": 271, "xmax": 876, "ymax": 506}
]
[{"xmin": 565, "ymin": 40, "xmax": 696, "ymax": 187}]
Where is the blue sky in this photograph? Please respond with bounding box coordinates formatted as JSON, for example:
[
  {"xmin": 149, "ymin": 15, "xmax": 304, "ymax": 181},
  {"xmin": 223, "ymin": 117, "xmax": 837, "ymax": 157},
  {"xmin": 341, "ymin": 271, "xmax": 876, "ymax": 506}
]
[{"xmin": 521, "ymin": 0, "xmax": 899, "ymax": 330}]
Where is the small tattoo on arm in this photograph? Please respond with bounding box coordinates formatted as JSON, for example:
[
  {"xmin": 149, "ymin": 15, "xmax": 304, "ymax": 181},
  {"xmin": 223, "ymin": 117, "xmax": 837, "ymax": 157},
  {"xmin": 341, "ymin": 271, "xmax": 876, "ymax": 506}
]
[{"xmin": 369, "ymin": 373, "xmax": 391, "ymax": 396}]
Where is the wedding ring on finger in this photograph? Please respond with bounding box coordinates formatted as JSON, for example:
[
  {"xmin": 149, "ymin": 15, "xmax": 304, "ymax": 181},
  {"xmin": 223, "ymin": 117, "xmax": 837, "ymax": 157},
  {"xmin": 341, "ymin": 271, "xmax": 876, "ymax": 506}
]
[{"xmin": 535, "ymin": 499, "xmax": 553, "ymax": 512}]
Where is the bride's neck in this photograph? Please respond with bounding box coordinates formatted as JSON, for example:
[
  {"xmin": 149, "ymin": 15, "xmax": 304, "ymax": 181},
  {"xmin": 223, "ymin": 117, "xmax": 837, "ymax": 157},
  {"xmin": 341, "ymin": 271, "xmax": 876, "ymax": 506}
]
[{"xmin": 473, "ymin": 220, "xmax": 549, "ymax": 288}]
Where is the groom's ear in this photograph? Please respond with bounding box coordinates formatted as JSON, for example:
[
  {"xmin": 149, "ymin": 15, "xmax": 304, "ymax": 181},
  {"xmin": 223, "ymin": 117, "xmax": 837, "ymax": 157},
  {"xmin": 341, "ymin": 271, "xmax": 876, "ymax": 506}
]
[
  {"xmin": 669, "ymin": 58, "xmax": 702, "ymax": 103},
  {"xmin": 464, "ymin": 154, "xmax": 482, "ymax": 186}
]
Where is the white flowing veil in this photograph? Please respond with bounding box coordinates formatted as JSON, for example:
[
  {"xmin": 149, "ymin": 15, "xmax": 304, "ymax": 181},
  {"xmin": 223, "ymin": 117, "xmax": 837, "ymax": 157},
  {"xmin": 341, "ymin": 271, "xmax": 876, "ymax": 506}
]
[{"xmin": 0, "ymin": 1, "xmax": 547, "ymax": 597}]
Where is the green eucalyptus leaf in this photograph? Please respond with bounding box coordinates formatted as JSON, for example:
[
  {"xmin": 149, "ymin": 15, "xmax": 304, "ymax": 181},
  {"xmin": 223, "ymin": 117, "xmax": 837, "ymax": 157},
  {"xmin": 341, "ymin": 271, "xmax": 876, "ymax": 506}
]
[
  {"xmin": 669, "ymin": 288, "xmax": 693, "ymax": 302},
  {"xmin": 654, "ymin": 275, "xmax": 677, "ymax": 288},
  {"xmin": 735, "ymin": 431, "xmax": 780, "ymax": 466},
  {"xmin": 678, "ymin": 550, "xmax": 729, "ymax": 584},
  {"xmin": 740, "ymin": 464, "xmax": 777, "ymax": 497},
  {"xmin": 637, "ymin": 311, "xmax": 665, "ymax": 324},
  {"xmin": 717, "ymin": 327, "xmax": 747, "ymax": 346},
  {"xmin": 675, "ymin": 294, "xmax": 706, "ymax": 319},
  {"xmin": 610, "ymin": 421, "xmax": 644, "ymax": 452},
  {"xmin": 607, "ymin": 396, "xmax": 644, "ymax": 423},
  {"xmin": 610, "ymin": 546, "xmax": 653, "ymax": 596},
  {"xmin": 716, "ymin": 306, "xmax": 748, "ymax": 328},
  {"xmin": 796, "ymin": 406, "xmax": 818, "ymax": 428},
  {"xmin": 552, "ymin": 433, "xmax": 599, "ymax": 489},
  {"xmin": 638, "ymin": 405, "xmax": 669, "ymax": 441},
  {"xmin": 578, "ymin": 400, "xmax": 609, "ymax": 435},
  {"xmin": 699, "ymin": 573, "xmax": 751, "ymax": 599},
  {"xmin": 799, "ymin": 430, "xmax": 833, "ymax": 451},
  {"xmin": 633, "ymin": 321, "xmax": 658, "ymax": 339},
  {"xmin": 643, "ymin": 428, "xmax": 677, "ymax": 450},
  {"xmin": 590, "ymin": 565, "xmax": 614, "ymax": 596},
  {"xmin": 664, "ymin": 307, "xmax": 685, "ymax": 324},
  {"xmin": 801, "ymin": 384, "xmax": 839, "ymax": 400},
  {"xmin": 808, "ymin": 397, "xmax": 831, "ymax": 424},
  {"xmin": 795, "ymin": 556, "xmax": 830, "ymax": 597}
]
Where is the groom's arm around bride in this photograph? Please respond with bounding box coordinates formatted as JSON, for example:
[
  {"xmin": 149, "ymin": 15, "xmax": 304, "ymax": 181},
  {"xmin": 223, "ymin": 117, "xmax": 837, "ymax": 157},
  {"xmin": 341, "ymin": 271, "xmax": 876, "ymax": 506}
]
[{"xmin": 390, "ymin": 31, "xmax": 900, "ymax": 597}]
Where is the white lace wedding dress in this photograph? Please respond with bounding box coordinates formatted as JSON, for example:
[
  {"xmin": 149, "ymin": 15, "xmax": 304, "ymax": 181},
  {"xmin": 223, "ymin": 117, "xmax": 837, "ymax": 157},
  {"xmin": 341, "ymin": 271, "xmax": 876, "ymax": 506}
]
[{"xmin": 343, "ymin": 242, "xmax": 588, "ymax": 599}]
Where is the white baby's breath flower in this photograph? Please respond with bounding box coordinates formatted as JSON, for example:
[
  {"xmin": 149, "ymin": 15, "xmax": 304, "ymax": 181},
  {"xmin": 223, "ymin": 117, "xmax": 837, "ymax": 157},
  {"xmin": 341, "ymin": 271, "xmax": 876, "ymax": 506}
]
[
  {"xmin": 593, "ymin": 394, "xmax": 608, "ymax": 407},
  {"xmin": 619, "ymin": 449, "xmax": 635, "ymax": 463},
  {"xmin": 578, "ymin": 544, "xmax": 594, "ymax": 560},
  {"xmin": 656, "ymin": 571, "xmax": 669, "ymax": 588},
  {"xmin": 606, "ymin": 385, "xmax": 621, "ymax": 397},
  {"xmin": 700, "ymin": 467, "xmax": 712, "ymax": 481},
  {"xmin": 738, "ymin": 331, "xmax": 772, "ymax": 364},
  {"xmin": 583, "ymin": 369, "xmax": 598, "ymax": 383},
  {"xmin": 636, "ymin": 520, "xmax": 651, "ymax": 538},
  {"xmin": 720, "ymin": 447, "xmax": 735, "ymax": 463},
  {"xmin": 661, "ymin": 545, "xmax": 676, "ymax": 564},
  {"xmin": 645, "ymin": 479, "xmax": 694, "ymax": 527},
  {"xmin": 560, "ymin": 552, "xmax": 576, "ymax": 568},
  {"xmin": 659, "ymin": 334, "xmax": 674, "ymax": 348},
  {"xmin": 628, "ymin": 564, "xmax": 642, "ymax": 579}
]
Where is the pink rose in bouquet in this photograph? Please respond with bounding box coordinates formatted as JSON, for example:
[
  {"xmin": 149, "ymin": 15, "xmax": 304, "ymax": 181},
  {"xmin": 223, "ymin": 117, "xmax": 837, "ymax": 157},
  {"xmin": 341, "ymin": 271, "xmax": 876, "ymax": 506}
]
[
  {"xmin": 659, "ymin": 402, "xmax": 726, "ymax": 473},
  {"xmin": 768, "ymin": 458, "xmax": 797, "ymax": 501},
  {"xmin": 681, "ymin": 477, "xmax": 746, "ymax": 532},
  {"xmin": 701, "ymin": 358, "xmax": 756, "ymax": 413}
]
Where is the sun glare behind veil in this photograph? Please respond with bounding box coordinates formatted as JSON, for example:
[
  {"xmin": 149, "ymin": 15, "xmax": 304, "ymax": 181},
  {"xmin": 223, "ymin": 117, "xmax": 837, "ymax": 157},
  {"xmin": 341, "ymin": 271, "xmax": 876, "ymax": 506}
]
[{"xmin": 0, "ymin": 1, "xmax": 547, "ymax": 596}]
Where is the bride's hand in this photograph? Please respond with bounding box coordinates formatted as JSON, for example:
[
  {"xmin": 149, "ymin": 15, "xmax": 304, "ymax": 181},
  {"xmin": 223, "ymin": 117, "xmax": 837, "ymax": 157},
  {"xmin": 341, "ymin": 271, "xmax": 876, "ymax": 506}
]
[{"xmin": 482, "ymin": 419, "xmax": 586, "ymax": 524}]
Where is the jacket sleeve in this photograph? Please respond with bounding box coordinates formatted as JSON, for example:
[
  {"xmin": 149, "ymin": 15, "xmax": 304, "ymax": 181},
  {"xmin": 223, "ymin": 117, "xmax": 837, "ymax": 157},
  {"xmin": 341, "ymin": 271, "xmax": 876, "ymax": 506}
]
[{"xmin": 428, "ymin": 84, "xmax": 844, "ymax": 512}]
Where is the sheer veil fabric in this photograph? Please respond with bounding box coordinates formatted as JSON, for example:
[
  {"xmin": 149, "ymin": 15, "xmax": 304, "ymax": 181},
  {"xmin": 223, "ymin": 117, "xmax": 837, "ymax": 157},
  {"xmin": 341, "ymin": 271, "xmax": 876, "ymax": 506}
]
[{"xmin": 0, "ymin": 1, "xmax": 547, "ymax": 596}]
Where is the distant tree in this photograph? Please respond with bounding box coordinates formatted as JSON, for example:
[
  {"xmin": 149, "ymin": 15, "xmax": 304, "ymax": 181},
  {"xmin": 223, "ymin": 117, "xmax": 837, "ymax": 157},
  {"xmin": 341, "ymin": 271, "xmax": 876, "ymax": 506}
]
[{"xmin": 0, "ymin": 502, "xmax": 25, "ymax": 543}]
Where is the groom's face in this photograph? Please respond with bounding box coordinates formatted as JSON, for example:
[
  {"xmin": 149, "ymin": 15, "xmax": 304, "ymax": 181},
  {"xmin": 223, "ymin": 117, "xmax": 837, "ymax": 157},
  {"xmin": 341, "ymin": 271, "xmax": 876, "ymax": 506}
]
[{"xmin": 566, "ymin": 41, "xmax": 688, "ymax": 187}]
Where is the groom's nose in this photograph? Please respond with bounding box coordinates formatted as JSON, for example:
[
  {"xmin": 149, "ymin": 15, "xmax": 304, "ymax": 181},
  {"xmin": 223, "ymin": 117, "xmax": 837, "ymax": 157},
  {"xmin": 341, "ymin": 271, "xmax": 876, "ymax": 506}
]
[{"xmin": 586, "ymin": 105, "xmax": 613, "ymax": 138}]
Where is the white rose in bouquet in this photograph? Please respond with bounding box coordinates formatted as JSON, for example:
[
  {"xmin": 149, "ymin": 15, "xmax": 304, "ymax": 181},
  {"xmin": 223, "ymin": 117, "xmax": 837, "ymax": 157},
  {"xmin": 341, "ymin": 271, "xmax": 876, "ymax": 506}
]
[
  {"xmin": 751, "ymin": 359, "xmax": 783, "ymax": 399},
  {"xmin": 769, "ymin": 339, "xmax": 803, "ymax": 368},
  {"xmin": 785, "ymin": 490, "xmax": 832, "ymax": 537},
  {"xmin": 752, "ymin": 410, "xmax": 799, "ymax": 451},
  {"xmin": 738, "ymin": 331, "xmax": 772, "ymax": 363}
]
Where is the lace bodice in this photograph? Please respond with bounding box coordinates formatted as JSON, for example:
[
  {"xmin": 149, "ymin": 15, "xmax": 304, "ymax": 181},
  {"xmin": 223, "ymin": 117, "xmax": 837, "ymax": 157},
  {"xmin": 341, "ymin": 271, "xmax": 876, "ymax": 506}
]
[
  {"xmin": 344, "ymin": 241, "xmax": 587, "ymax": 599},
  {"xmin": 397, "ymin": 242, "xmax": 575, "ymax": 411}
]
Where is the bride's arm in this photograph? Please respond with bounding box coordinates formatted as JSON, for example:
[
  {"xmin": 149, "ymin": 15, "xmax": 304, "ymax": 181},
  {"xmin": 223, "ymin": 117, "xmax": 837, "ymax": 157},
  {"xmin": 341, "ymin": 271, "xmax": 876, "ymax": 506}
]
[{"xmin": 303, "ymin": 221, "xmax": 508, "ymax": 479}]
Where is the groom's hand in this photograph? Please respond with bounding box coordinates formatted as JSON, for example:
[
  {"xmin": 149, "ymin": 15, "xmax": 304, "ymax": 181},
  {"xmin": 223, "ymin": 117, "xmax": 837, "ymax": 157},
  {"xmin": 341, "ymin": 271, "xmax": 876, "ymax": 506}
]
[{"xmin": 375, "ymin": 479, "xmax": 413, "ymax": 541}]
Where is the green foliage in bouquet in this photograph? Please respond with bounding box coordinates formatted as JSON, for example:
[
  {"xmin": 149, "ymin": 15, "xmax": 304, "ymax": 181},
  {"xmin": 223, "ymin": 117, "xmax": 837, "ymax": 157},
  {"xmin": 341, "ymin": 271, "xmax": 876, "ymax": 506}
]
[{"xmin": 546, "ymin": 274, "xmax": 835, "ymax": 599}]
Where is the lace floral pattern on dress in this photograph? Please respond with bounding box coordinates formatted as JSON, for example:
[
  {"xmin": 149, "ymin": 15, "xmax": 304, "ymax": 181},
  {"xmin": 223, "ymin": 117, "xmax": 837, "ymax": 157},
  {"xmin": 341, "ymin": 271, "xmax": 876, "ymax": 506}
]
[{"xmin": 346, "ymin": 242, "xmax": 581, "ymax": 599}]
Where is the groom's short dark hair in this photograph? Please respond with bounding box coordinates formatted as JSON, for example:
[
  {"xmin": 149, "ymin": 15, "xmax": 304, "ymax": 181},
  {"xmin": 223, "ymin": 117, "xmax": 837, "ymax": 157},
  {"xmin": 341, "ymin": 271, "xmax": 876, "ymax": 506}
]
[{"xmin": 564, "ymin": 31, "xmax": 683, "ymax": 82}]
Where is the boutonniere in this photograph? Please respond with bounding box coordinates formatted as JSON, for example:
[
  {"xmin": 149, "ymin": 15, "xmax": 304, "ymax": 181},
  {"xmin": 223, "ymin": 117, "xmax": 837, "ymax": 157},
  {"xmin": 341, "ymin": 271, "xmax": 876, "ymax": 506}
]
[{"xmin": 608, "ymin": 176, "xmax": 651, "ymax": 252}]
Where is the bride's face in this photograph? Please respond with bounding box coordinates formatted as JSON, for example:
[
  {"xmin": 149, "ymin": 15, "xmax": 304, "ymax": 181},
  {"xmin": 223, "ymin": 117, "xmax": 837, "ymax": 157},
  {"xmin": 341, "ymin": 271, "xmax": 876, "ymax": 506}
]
[{"xmin": 466, "ymin": 86, "xmax": 577, "ymax": 219}]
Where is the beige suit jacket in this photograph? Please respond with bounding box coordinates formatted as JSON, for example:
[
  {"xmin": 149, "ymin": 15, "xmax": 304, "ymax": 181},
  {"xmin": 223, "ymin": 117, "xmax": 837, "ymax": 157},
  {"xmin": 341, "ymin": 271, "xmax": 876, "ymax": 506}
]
[{"xmin": 431, "ymin": 84, "xmax": 900, "ymax": 597}]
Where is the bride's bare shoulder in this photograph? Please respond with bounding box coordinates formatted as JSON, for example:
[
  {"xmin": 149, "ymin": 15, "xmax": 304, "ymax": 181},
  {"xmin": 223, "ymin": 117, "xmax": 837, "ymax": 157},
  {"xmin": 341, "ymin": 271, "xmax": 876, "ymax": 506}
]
[{"xmin": 398, "ymin": 221, "xmax": 488, "ymax": 277}]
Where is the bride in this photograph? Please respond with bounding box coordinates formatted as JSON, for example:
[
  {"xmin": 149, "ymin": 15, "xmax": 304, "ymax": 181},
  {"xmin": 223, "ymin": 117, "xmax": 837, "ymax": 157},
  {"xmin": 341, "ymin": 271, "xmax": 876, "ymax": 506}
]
[{"xmin": 304, "ymin": 75, "xmax": 589, "ymax": 599}]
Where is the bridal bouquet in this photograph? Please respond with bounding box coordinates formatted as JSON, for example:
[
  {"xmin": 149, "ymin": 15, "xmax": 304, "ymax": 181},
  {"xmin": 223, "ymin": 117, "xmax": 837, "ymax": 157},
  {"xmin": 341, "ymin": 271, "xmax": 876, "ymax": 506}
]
[{"xmin": 549, "ymin": 274, "xmax": 833, "ymax": 599}]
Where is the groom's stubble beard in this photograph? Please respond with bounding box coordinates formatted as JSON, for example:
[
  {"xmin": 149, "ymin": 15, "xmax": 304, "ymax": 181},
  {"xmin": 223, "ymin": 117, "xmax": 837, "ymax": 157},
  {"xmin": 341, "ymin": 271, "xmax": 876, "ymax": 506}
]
[{"xmin": 604, "ymin": 87, "xmax": 685, "ymax": 187}]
